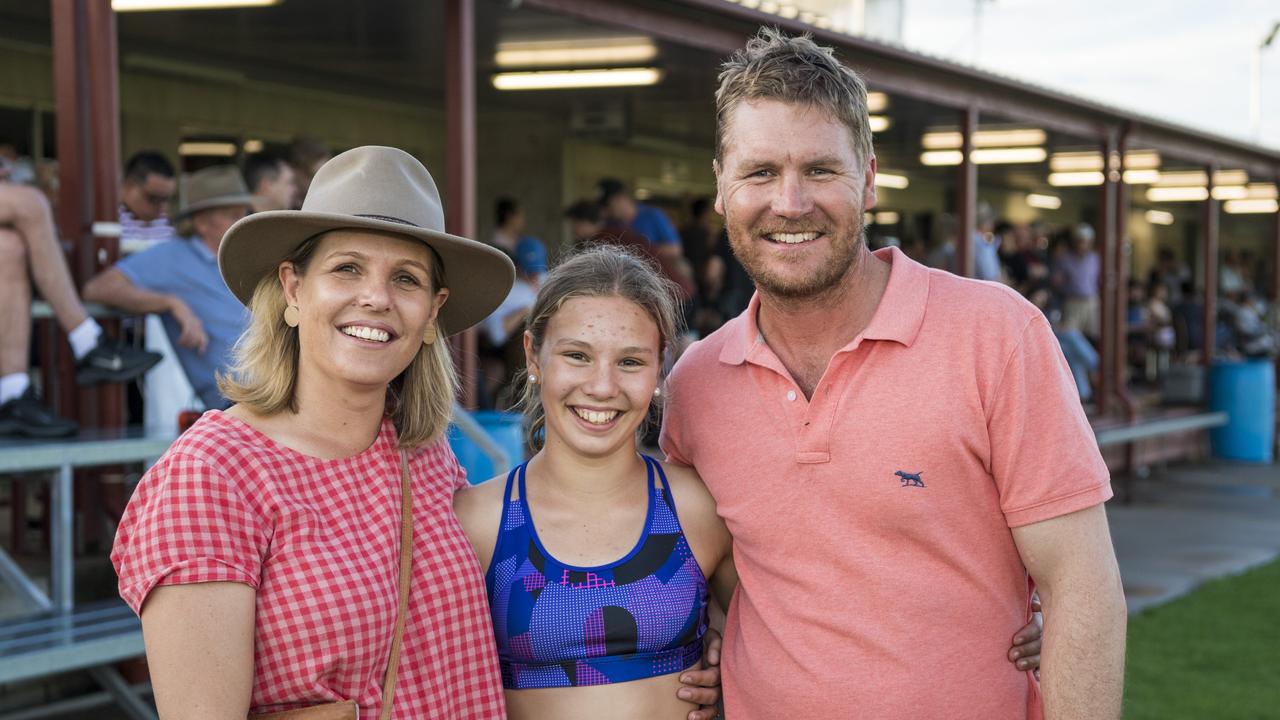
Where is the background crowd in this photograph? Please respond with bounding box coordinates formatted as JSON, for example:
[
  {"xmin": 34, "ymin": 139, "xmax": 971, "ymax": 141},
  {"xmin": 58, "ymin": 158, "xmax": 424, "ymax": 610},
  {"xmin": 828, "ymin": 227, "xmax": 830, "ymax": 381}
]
[{"xmin": 1, "ymin": 136, "xmax": 1276, "ymax": 434}]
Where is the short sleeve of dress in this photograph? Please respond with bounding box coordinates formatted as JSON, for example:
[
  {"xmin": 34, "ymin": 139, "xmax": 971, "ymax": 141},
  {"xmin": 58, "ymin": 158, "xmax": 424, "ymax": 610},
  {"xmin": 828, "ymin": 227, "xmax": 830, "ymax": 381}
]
[
  {"xmin": 986, "ymin": 314, "xmax": 1113, "ymax": 528},
  {"xmin": 112, "ymin": 451, "xmax": 269, "ymax": 614}
]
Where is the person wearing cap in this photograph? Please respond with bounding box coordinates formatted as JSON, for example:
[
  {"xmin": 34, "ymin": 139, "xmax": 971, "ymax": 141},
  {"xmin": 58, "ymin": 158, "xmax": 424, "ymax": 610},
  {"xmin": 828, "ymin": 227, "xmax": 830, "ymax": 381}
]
[
  {"xmin": 85, "ymin": 164, "xmax": 253, "ymax": 410},
  {"xmin": 111, "ymin": 146, "xmax": 516, "ymax": 718}
]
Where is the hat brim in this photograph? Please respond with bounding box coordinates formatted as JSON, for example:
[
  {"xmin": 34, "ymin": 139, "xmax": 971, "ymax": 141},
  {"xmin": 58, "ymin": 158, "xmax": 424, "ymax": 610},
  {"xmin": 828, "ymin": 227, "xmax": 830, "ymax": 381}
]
[
  {"xmin": 218, "ymin": 210, "xmax": 515, "ymax": 336},
  {"xmin": 176, "ymin": 193, "xmax": 257, "ymax": 221}
]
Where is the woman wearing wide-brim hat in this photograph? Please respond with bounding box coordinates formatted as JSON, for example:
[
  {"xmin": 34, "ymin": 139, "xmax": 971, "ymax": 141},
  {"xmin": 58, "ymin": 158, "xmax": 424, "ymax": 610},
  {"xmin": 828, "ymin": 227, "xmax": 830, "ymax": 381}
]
[{"xmin": 111, "ymin": 146, "xmax": 513, "ymax": 719}]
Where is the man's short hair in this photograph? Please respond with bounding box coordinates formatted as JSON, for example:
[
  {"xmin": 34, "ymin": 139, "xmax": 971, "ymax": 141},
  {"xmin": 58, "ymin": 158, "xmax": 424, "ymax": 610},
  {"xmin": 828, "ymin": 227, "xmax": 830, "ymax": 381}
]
[
  {"xmin": 597, "ymin": 178, "xmax": 627, "ymax": 204},
  {"xmin": 565, "ymin": 199, "xmax": 603, "ymax": 224},
  {"xmin": 124, "ymin": 150, "xmax": 175, "ymax": 184},
  {"xmin": 495, "ymin": 196, "xmax": 519, "ymax": 226},
  {"xmin": 243, "ymin": 153, "xmax": 285, "ymax": 192},
  {"xmin": 714, "ymin": 28, "xmax": 873, "ymax": 165}
]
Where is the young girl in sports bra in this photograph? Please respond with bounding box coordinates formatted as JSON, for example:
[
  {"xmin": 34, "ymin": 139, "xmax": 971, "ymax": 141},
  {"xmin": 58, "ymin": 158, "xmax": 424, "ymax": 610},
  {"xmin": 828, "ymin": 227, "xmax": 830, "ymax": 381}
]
[{"xmin": 453, "ymin": 245, "xmax": 1043, "ymax": 720}]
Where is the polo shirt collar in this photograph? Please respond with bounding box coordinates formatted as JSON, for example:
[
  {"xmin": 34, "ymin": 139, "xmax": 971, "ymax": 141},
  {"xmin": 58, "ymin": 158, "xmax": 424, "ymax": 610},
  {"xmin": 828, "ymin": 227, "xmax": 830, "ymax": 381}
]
[{"xmin": 718, "ymin": 245, "xmax": 929, "ymax": 367}]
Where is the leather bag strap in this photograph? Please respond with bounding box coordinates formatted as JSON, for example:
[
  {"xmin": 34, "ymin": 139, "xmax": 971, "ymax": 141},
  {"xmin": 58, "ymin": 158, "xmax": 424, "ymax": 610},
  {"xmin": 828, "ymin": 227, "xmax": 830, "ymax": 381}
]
[{"xmin": 378, "ymin": 451, "xmax": 413, "ymax": 720}]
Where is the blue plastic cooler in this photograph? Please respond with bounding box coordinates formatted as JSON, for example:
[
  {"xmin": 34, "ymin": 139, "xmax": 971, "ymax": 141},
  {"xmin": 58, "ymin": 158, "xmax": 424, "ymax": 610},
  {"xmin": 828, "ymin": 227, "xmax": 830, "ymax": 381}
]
[{"xmin": 1208, "ymin": 360, "xmax": 1276, "ymax": 463}]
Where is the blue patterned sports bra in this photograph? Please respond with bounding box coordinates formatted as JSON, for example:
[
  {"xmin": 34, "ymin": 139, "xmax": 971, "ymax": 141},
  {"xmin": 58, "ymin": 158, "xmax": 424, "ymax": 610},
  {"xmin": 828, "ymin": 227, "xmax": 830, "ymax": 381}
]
[{"xmin": 485, "ymin": 455, "xmax": 708, "ymax": 689}]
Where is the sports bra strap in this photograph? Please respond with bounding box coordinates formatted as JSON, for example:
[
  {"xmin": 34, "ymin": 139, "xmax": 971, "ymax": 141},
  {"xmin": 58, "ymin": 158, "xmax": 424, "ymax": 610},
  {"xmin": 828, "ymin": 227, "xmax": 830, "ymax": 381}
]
[
  {"xmin": 501, "ymin": 464, "xmax": 521, "ymax": 520},
  {"xmin": 641, "ymin": 454, "xmax": 672, "ymax": 497}
]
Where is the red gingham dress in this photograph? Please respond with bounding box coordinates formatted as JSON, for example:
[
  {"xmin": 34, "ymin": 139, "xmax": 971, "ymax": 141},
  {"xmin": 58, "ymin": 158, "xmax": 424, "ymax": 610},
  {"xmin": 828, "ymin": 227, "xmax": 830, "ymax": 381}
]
[{"xmin": 111, "ymin": 411, "xmax": 506, "ymax": 718}]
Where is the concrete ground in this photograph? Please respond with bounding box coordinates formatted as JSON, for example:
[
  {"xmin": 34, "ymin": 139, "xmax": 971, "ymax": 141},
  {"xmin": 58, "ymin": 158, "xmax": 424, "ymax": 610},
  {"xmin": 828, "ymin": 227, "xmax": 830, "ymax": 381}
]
[{"xmin": 1109, "ymin": 460, "xmax": 1280, "ymax": 614}]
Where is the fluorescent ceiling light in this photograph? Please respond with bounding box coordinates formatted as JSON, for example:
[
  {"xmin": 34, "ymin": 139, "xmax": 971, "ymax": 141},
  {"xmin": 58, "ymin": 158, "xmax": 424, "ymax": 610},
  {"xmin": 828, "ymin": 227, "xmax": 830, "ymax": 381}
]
[
  {"xmin": 1126, "ymin": 150, "xmax": 1161, "ymax": 169},
  {"xmin": 1122, "ymin": 169, "xmax": 1160, "ymax": 185},
  {"xmin": 1145, "ymin": 210, "xmax": 1174, "ymax": 225},
  {"xmin": 1026, "ymin": 193, "xmax": 1062, "ymax": 210},
  {"xmin": 920, "ymin": 147, "xmax": 1046, "ymax": 166},
  {"xmin": 495, "ymin": 37, "xmax": 657, "ymax": 68},
  {"xmin": 921, "ymin": 127, "xmax": 1046, "ymax": 150},
  {"xmin": 1048, "ymin": 172, "xmax": 1105, "ymax": 187},
  {"xmin": 1224, "ymin": 199, "xmax": 1279, "ymax": 214},
  {"xmin": 1246, "ymin": 183, "xmax": 1278, "ymax": 199},
  {"xmin": 875, "ymin": 172, "xmax": 909, "ymax": 189},
  {"xmin": 178, "ymin": 141, "xmax": 236, "ymax": 156},
  {"xmin": 493, "ymin": 68, "xmax": 662, "ymax": 91},
  {"xmin": 972, "ymin": 147, "xmax": 1046, "ymax": 164},
  {"xmin": 874, "ymin": 211, "xmax": 900, "ymax": 225},
  {"xmin": 1213, "ymin": 170, "xmax": 1249, "ymax": 186},
  {"xmin": 1049, "ymin": 151, "xmax": 1103, "ymax": 172},
  {"xmin": 1050, "ymin": 149, "xmax": 1161, "ymax": 172},
  {"xmin": 242, "ymin": 139, "xmax": 263, "ymax": 153},
  {"xmin": 1154, "ymin": 170, "xmax": 1208, "ymax": 187},
  {"xmin": 869, "ymin": 115, "xmax": 891, "ymax": 133},
  {"xmin": 920, "ymin": 150, "xmax": 963, "ymax": 166},
  {"xmin": 113, "ymin": 0, "xmax": 279, "ymax": 10},
  {"xmin": 1211, "ymin": 185, "xmax": 1248, "ymax": 201},
  {"xmin": 1147, "ymin": 186, "xmax": 1209, "ymax": 202},
  {"xmin": 866, "ymin": 92, "xmax": 888, "ymax": 113}
]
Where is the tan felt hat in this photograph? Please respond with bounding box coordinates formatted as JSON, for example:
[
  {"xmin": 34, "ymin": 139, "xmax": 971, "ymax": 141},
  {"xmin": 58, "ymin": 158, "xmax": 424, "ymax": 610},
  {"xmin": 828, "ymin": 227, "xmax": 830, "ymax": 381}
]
[
  {"xmin": 218, "ymin": 146, "xmax": 515, "ymax": 336},
  {"xmin": 175, "ymin": 164, "xmax": 255, "ymax": 221}
]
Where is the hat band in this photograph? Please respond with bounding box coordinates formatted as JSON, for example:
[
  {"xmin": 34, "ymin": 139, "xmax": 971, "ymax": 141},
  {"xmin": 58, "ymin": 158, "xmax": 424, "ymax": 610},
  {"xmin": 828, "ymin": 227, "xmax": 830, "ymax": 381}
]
[{"xmin": 356, "ymin": 213, "xmax": 421, "ymax": 228}]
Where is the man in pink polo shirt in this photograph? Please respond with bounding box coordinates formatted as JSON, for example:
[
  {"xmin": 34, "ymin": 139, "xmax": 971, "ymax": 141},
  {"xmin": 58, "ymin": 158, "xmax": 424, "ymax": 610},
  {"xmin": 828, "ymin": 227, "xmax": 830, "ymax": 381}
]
[{"xmin": 660, "ymin": 29, "xmax": 1126, "ymax": 719}]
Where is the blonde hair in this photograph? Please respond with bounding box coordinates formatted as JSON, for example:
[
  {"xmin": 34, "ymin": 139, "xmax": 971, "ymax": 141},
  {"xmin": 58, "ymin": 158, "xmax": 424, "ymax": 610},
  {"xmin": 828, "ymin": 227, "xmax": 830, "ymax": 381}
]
[
  {"xmin": 518, "ymin": 244, "xmax": 684, "ymax": 450},
  {"xmin": 715, "ymin": 27, "xmax": 874, "ymax": 165},
  {"xmin": 217, "ymin": 233, "xmax": 458, "ymax": 448}
]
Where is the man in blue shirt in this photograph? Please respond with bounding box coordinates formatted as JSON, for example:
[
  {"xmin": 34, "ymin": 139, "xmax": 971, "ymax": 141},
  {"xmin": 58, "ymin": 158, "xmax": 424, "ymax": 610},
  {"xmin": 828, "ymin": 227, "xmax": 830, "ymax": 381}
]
[
  {"xmin": 84, "ymin": 165, "xmax": 252, "ymax": 410},
  {"xmin": 597, "ymin": 178, "xmax": 695, "ymax": 291}
]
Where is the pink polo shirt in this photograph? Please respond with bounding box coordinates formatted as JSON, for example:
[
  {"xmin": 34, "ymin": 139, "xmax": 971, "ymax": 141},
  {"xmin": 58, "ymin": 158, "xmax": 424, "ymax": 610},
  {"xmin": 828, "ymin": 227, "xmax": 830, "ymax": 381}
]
[{"xmin": 661, "ymin": 247, "xmax": 1111, "ymax": 719}]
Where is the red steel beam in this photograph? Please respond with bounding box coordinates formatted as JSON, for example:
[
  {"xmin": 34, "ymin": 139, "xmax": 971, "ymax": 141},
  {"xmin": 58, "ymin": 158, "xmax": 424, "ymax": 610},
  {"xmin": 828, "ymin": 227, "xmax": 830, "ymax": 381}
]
[
  {"xmin": 446, "ymin": 0, "xmax": 479, "ymax": 408},
  {"xmin": 1111, "ymin": 127, "xmax": 1138, "ymax": 425},
  {"xmin": 1097, "ymin": 133, "xmax": 1117, "ymax": 416},
  {"xmin": 51, "ymin": 0, "xmax": 90, "ymax": 424},
  {"xmin": 85, "ymin": 0, "xmax": 123, "ymax": 428},
  {"xmin": 955, "ymin": 106, "xmax": 977, "ymax": 279},
  {"xmin": 1201, "ymin": 163, "xmax": 1219, "ymax": 369}
]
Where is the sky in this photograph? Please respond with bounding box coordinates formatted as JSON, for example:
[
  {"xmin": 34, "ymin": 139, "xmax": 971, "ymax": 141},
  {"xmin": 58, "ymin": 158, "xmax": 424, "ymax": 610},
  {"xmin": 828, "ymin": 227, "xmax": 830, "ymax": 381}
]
[{"xmin": 896, "ymin": 0, "xmax": 1280, "ymax": 150}]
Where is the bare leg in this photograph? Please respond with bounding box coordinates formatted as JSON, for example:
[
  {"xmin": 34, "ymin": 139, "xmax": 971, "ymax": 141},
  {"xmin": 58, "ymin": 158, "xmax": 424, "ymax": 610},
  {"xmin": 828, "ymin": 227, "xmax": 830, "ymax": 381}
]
[
  {"xmin": 0, "ymin": 228, "xmax": 32, "ymax": 376},
  {"xmin": 0, "ymin": 185, "xmax": 89, "ymax": 333}
]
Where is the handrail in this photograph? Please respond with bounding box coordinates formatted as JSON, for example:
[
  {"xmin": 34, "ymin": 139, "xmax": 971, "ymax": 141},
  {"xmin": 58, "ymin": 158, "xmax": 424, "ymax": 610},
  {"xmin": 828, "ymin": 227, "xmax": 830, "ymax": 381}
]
[
  {"xmin": 1093, "ymin": 411, "xmax": 1228, "ymax": 447},
  {"xmin": 451, "ymin": 402, "xmax": 512, "ymax": 476}
]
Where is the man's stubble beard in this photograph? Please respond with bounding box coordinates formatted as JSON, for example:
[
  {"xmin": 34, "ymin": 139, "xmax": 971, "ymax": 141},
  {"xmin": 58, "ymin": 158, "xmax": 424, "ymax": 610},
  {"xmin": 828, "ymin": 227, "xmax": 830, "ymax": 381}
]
[{"xmin": 726, "ymin": 214, "xmax": 868, "ymax": 303}]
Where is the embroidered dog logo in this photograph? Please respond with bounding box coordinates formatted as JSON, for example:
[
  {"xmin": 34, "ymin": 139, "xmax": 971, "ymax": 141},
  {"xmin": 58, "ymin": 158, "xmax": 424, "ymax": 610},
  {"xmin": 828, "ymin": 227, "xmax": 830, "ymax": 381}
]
[{"xmin": 896, "ymin": 470, "xmax": 926, "ymax": 488}]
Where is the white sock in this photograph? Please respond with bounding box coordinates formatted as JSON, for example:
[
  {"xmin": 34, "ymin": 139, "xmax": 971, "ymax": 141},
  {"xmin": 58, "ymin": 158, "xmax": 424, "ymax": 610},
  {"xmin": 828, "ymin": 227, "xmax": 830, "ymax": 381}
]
[
  {"xmin": 68, "ymin": 318, "xmax": 103, "ymax": 361},
  {"xmin": 0, "ymin": 372, "xmax": 31, "ymax": 404}
]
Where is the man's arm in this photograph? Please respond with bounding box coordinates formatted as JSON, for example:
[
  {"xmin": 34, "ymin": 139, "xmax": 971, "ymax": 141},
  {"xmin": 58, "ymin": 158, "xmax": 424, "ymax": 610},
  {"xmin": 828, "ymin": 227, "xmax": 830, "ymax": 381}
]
[
  {"xmin": 84, "ymin": 268, "xmax": 208, "ymax": 352},
  {"xmin": 1012, "ymin": 504, "xmax": 1126, "ymax": 720}
]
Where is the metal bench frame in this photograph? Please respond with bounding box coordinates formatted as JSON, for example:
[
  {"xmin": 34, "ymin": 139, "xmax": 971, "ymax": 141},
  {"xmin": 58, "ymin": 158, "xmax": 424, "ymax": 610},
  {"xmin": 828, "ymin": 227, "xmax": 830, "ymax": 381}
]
[
  {"xmin": 0, "ymin": 408, "xmax": 508, "ymax": 719},
  {"xmin": 0, "ymin": 431, "xmax": 171, "ymax": 720}
]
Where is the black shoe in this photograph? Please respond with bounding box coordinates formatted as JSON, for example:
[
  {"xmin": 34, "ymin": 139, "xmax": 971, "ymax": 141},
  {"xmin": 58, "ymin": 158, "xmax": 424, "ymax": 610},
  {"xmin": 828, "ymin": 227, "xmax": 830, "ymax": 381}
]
[
  {"xmin": 0, "ymin": 388, "xmax": 78, "ymax": 438},
  {"xmin": 76, "ymin": 338, "xmax": 163, "ymax": 385}
]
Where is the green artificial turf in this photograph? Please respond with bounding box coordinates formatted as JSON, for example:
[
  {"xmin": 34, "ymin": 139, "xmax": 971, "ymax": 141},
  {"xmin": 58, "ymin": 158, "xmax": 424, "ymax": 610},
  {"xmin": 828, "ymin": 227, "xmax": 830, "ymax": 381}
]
[{"xmin": 1123, "ymin": 558, "xmax": 1280, "ymax": 720}]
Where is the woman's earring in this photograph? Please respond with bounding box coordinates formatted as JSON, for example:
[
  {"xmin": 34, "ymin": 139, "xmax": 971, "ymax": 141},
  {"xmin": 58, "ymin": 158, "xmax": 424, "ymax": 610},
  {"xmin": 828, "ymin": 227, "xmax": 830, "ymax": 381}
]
[
  {"xmin": 423, "ymin": 323, "xmax": 438, "ymax": 346},
  {"xmin": 528, "ymin": 373, "xmax": 538, "ymax": 384},
  {"xmin": 283, "ymin": 305, "xmax": 300, "ymax": 328},
  {"xmin": 653, "ymin": 387, "xmax": 662, "ymax": 398}
]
